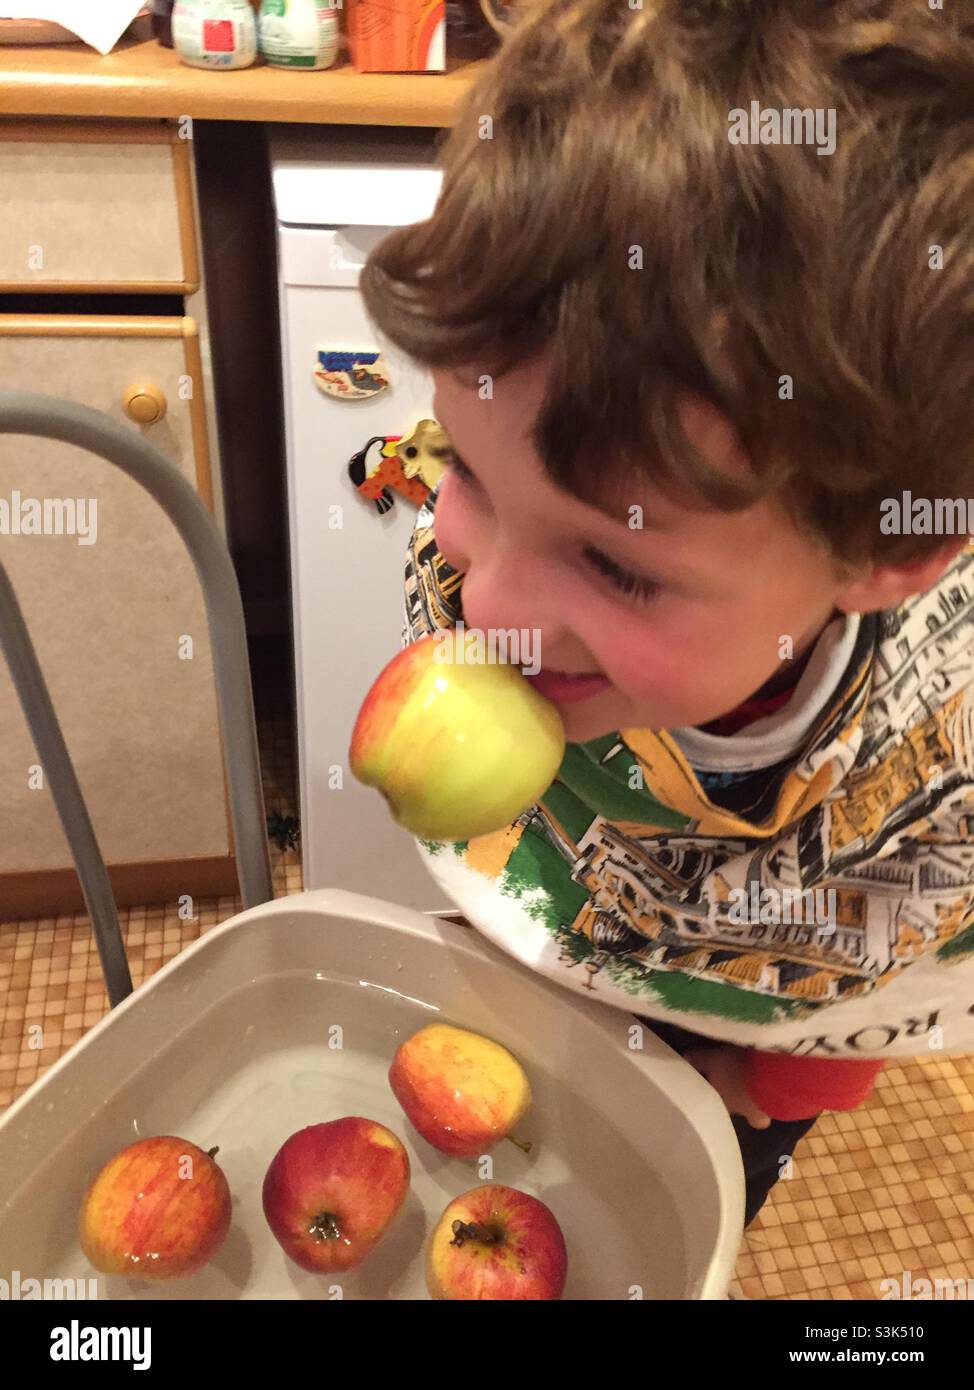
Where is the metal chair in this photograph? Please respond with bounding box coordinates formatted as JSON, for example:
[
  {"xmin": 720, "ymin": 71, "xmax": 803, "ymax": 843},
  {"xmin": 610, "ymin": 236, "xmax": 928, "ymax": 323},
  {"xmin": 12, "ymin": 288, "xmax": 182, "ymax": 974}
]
[{"xmin": 0, "ymin": 390, "xmax": 273, "ymax": 1007}]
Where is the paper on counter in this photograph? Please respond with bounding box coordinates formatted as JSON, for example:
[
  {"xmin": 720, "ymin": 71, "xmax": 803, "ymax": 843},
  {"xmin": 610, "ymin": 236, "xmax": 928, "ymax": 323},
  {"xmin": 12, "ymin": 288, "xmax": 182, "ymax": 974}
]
[{"xmin": 0, "ymin": 2, "xmax": 147, "ymax": 55}]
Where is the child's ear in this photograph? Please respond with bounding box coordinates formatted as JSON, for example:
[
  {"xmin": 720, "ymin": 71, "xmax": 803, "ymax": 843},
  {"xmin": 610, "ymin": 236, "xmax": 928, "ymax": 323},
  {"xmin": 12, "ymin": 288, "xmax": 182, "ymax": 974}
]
[{"xmin": 835, "ymin": 536, "xmax": 970, "ymax": 614}]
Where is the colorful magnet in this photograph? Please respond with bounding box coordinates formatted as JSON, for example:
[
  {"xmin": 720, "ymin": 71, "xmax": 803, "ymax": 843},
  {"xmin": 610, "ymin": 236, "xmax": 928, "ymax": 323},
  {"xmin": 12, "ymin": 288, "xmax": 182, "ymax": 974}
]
[
  {"xmin": 314, "ymin": 349, "xmax": 390, "ymax": 400},
  {"xmin": 396, "ymin": 419, "xmax": 451, "ymax": 492},
  {"xmin": 347, "ymin": 419, "xmax": 451, "ymax": 517}
]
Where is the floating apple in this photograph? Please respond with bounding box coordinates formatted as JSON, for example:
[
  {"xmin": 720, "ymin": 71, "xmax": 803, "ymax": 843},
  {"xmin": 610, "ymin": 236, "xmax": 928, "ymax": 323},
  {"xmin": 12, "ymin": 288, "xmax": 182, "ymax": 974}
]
[
  {"xmin": 78, "ymin": 1135, "xmax": 231, "ymax": 1281},
  {"xmin": 389, "ymin": 1023, "xmax": 532, "ymax": 1157},
  {"xmin": 427, "ymin": 1184, "xmax": 567, "ymax": 1300},
  {"xmin": 349, "ymin": 630, "xmax": 566, "ymax": 841},
  {"xmin": 262, "ymin": 1117, "xmax": 410, "ymax": 1273}
]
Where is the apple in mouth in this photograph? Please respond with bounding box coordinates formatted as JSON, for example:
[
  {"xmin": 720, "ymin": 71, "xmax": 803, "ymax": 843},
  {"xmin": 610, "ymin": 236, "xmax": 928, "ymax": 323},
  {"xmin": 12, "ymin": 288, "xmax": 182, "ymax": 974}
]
[{"xmin": 350, "ymin": 630, "xmax": 566, "ymax": 840}]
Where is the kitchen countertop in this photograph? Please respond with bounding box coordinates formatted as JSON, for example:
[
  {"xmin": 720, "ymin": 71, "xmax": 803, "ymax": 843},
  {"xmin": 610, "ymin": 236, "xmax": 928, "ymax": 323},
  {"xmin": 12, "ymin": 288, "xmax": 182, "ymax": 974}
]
[{"xmin": 0, "ymin": 31, "xmax": 483, "ymax": 125}]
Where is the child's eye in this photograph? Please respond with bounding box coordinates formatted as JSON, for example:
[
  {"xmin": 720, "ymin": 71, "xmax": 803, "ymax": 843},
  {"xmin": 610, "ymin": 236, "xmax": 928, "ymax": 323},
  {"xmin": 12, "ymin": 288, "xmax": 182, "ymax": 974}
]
[
  {"xmin": 442, "ymin": 450, "xmax": 476, "ymax": 486},
  {"xmin": 583, "ymin": 546, "xmax": 661, "ymax": 604}
]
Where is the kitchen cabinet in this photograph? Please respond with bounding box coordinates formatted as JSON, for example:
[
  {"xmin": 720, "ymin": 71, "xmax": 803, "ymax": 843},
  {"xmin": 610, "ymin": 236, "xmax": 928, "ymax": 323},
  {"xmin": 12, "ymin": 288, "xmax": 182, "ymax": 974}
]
[
  {"xmin": 0, "ymin": 119, "xmax": 198, "ymax": 292},
  {"xmin": 0, "ymin": 117, "xmax": 235, "ymax": 917}
]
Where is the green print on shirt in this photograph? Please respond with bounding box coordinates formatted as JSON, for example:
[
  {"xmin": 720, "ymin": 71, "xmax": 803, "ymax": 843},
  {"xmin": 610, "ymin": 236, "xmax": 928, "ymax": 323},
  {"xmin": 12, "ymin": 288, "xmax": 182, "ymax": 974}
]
[
  {"xmin": 558, "ymin": 737, "xmax": 688, "ymax": 829},
  {"xmin": 498, "ymin": 785, "xmax": 803, "ymax": 1025},
  {"xmin": 937, "ymin": 919, "xmax": 974, "ymax": 963}
]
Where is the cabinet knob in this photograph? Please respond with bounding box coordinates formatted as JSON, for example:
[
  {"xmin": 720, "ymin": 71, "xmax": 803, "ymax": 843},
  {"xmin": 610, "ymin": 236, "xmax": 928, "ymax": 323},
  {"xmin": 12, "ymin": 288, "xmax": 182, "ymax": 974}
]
[{"xmin": 122, "ymin": 384, "xmax": 167, "ymax": 425}]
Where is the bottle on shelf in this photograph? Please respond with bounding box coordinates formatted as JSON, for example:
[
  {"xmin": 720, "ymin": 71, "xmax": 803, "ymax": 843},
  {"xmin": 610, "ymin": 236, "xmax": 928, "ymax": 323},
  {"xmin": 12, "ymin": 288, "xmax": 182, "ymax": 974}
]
[
  {"xmin": 171, "ymin": 0, "xmax": 259, "ymax": 70},
  {"xmin": 258, "ymin": 0, "xmax": 340, "ymax": 72}
]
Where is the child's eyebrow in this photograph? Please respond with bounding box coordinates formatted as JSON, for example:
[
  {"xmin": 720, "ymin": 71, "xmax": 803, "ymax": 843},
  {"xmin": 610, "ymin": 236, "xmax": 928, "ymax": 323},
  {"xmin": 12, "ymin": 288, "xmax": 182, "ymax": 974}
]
[
  {"xmin": 590, "ymin": 491, "xmax": 669, "ymax": 532},
  {"xmin": 441, "ymin": 428, "xmax": 672, "ymax": 535},
  {"xmin": 570, "ymin": 471, "xmax": 671, "ymax": 533},
  {"xmin": 529, "ymin": 442, "xmax": 674, "ymax": 533}
]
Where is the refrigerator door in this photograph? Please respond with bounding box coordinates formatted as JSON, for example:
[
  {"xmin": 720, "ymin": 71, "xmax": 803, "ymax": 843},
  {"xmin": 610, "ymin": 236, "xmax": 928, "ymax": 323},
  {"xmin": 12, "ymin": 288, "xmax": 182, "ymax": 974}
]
[{"xmin": 277, "ymin": 216, "xmax": 455, "ymax": 911}]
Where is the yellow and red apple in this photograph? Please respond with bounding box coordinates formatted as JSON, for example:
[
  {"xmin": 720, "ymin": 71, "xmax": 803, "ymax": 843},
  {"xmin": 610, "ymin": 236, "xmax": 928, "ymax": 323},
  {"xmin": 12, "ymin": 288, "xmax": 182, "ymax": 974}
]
[
  {"xmin": 78, "ymin": 1135, "xmax": 231, "ymax": 1281},
  {"xmin": 262, "ymin": 1117, "xmax": 410, "ymax": 1273},
  {"xmin": 427, "ymin": 1184, "xmax": 567, "ymax": 1300},
  {"xmin": 389, "ymin": 1023, "xmax": 531, "ymax": 1157},
  {"xmin": 349, "ymin": 630, "xmax": 565, "ymax": 841}
]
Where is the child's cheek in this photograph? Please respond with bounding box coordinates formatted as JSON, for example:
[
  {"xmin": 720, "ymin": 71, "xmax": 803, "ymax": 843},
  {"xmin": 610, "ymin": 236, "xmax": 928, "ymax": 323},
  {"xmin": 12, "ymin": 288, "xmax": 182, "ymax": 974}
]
[{"xmin": 589, "ymin": 623, "xmax": 687, "ymax": 703}]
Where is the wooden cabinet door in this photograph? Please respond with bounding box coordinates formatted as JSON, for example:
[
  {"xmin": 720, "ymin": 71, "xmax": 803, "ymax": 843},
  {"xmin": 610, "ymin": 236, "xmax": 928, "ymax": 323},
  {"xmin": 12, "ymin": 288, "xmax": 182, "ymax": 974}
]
[
  {"xmin": 0, "ymin": 119, "xmax": 198, "ymax": 293},
  {"xmin": 0, "ymin": 315, "xmax": 237, "ymax": 916}
]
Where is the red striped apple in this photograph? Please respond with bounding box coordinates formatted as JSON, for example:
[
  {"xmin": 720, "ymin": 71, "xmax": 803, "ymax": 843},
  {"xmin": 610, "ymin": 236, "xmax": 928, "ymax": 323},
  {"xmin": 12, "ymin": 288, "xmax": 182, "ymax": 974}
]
[
  {"xmin": 349, "ymin": 630, "xmax": 565, "ymax": 841},
  {"xmin": 389, "ymin": 1023, "xmax": 531, "ymax": 1157},
  {"xmin": 262, "ymin": 1118, "xmax": 410, "ymax": 1273},
  {"xmin": 427, "ymin": 1184, "xmax": 568, "ymax": 1300},
  {"xmin": 78, "ymin": 1135, "xmax": 231, "ymax": 1281}
]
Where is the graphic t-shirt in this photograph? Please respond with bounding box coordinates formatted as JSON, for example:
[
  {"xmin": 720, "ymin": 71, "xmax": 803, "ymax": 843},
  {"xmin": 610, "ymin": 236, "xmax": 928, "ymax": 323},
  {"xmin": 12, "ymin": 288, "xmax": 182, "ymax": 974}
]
[{"xmin": 400, "ymin": 484, "xmax": 974, "ymax": 1114}]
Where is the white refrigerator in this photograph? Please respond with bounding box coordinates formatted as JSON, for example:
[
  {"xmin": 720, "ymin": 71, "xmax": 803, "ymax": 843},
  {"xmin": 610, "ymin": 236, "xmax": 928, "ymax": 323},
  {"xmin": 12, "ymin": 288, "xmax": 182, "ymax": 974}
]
[{"xmin": 271, "ymin": 126, "xmax": 455, "ymax": 913}]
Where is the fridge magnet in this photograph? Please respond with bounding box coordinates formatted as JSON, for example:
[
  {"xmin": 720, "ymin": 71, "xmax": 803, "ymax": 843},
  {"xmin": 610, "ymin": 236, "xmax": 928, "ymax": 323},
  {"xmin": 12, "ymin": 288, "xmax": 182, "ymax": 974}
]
[
  {"xmin": 397, "ymin": 418, "xmax": 450, "ymax": 492},
  {"xmin": 348, "ymin": 419, "xmax": 451, "ymax": 516},
  {"xmin": 313, "ymin": 349, "xmax": 391, "ymax": 399}
]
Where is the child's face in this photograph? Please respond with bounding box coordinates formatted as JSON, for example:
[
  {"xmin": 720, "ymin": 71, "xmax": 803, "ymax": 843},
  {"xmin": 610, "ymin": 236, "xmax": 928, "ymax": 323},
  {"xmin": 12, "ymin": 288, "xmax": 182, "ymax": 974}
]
[{"xmin": 430, "ymin": 353, "xmax": 856, "ymax": 743}]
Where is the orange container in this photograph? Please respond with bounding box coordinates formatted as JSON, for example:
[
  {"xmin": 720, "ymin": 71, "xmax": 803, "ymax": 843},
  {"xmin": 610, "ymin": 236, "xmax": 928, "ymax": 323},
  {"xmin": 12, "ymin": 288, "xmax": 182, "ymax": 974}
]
[{"xmin": 345, "ymin": 0, "xmax": 445, "ymax": 72}]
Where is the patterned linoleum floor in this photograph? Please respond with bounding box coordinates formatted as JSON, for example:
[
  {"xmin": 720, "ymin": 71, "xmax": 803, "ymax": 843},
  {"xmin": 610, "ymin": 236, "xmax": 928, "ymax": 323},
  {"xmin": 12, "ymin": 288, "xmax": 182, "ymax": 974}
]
[{"xmin": 2, "ymin": 640, "xmax": 972, "ymax": 1300}]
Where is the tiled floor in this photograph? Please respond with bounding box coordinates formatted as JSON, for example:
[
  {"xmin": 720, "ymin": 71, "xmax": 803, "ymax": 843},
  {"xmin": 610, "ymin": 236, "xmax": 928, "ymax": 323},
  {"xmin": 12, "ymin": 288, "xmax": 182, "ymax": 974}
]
[{"xmin": 2, "ymin": 640, "xmax": 972, "ymax": 1299}]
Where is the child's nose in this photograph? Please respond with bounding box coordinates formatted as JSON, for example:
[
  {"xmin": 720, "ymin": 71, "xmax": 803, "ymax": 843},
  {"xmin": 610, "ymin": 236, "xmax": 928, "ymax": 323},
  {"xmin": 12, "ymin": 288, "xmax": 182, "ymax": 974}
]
[{"xmin": 458, "ymin": 568, "xmax": 568, "ymax": 665}]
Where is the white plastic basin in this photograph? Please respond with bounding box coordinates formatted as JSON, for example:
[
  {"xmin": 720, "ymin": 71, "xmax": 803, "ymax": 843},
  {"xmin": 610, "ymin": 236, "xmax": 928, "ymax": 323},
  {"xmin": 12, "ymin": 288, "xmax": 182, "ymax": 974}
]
[{"xmin": 0, "ymin": 889, "xmax": 744, "ymax": 1299}]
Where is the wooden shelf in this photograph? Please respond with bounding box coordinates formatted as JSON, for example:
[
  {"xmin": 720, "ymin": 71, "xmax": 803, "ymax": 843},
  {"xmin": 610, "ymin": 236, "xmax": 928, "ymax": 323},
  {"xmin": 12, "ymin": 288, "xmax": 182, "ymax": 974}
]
[{"xmin": 0, "ymin": 32, "xmax": 484, "ymax": 126}]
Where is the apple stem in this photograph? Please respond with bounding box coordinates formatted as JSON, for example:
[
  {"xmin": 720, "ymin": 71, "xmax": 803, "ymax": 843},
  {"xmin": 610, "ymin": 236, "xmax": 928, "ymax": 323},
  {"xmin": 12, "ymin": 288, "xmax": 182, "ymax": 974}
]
[
  {"xmin": 207, "ymin": 1146, "xmax": 220, "ymax": 1159},
  {"xmin": 450, "ymin": 1219, "xmax": 497, "ymax": 1248},
  {"xmin": 505, "ymin": 1134, "xmax": 533, "ymax": 1155}
]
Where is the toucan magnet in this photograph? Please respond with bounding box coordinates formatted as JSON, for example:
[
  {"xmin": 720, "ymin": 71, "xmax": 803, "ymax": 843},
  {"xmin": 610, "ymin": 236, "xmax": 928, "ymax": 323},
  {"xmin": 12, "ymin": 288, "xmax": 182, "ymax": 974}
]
[{"xmin": 347, "ymin": 419, "xmax": 452, "ymax": 517}]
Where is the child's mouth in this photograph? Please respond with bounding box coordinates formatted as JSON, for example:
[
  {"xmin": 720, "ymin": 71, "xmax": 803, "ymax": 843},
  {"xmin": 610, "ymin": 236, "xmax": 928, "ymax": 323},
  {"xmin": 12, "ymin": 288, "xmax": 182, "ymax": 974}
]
[{"xmin": 524, "ymin": 668, "xmax": 612, "ymax": 705}]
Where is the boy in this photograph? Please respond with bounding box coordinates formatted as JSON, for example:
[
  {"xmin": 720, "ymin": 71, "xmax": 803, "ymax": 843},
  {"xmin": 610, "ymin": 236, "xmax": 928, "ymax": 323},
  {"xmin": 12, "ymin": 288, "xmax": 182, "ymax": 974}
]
[{"xmin": 360, "ymin": 0, "xmax": 974, "ymax": 1227}]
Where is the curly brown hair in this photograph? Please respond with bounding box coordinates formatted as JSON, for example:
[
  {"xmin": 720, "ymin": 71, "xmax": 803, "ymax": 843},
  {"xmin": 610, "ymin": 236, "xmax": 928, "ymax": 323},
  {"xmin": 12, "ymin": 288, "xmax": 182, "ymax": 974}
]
[{"xmin": 360, "ymin": 0, "xmax": 974, "ymax": 565}]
